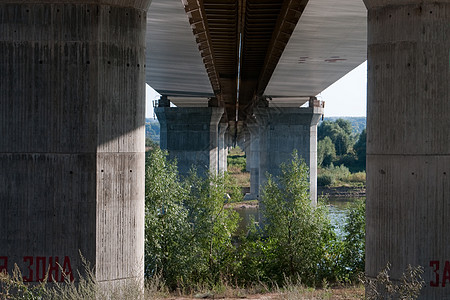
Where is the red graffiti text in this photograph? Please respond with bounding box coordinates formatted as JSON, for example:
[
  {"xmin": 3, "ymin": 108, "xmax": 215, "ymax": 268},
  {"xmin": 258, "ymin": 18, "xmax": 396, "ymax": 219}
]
[{"xmin": 430, "ymin": 260, "xmax": 450, "ymax": 287}]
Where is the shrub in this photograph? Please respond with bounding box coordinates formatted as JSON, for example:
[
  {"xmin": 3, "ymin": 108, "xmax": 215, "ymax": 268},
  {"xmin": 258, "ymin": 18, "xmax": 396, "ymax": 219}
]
[
  {"xmin": 317, "ymin": 174, "xmax": 334, "ymax": 187},
  {"xmin": 347, "ymin": 172, "xmax": 366, "ymax": 184},
  {"xmin": 145, "ymin": 149, "xmax": 240, "ymax": 289},
  {"xmin": 258, "ymin": 151, "xmax": 340, "ymax": 286},
  {"xmin": 227, "ymin": 155, "xmax": 246, "ymax": 172},
  {"xmin": 318, "ymin": 164, "xmax": 366, "ymax": 186},
  {"xmin": 342, "ymin": 199, "xmax": 366, "ymax": 281}
]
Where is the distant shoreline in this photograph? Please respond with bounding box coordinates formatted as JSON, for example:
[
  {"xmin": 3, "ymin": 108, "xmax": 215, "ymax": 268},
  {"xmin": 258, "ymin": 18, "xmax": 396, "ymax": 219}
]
[{"xmin": 318, "ymin": 186, "xmax": 366, "ymax": 198}]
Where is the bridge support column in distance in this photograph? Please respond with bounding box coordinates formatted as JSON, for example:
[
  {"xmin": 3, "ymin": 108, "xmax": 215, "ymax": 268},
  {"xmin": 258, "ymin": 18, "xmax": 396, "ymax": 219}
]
[
  {"xmin": 254, "ymin": 103, "xmax": 323, "ymax": 205},
  {"xmin": 155, "ymin": 106, "xmax": 224, "ymax": 178},
  {"xmin": 0, "ymin": 1, "xmax": 150, "ymax": 288},
  {"xmin": 244, "ymin": 120, "xmax": 264, "ymax": 200},
  {"xmin": 218, "ymin": 122, "xmax": 228, "ymax": 173},
  {"xmin": 364, "ymin": 0, "xmax": 450, "ymax": 298},
  {"xmin": 243, "ymin": 127, "xmax": 251, "ymax": 172}
]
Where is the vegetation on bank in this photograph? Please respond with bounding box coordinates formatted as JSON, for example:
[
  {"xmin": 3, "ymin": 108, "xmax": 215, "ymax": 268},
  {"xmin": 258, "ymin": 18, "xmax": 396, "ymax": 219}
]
[
  {"xmin": 1, "ymin": 149, "xmax": 427, "ymax": 299},
  {"xmin": 317, "ymin": 119, "xmax": 366, "ymax": 187},
  {"xmin": 145, "ymin": 119, "xmax": 160, "ymax": 143},
  {"xmin": 144, "ymin": 149, "xmax": 366, "ymax": 292}
]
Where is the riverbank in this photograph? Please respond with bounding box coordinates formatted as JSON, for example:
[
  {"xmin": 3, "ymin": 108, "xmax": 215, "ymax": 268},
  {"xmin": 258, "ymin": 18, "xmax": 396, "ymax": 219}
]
[
  {"xmin": 318, "ymin": 185, "xmax": 366, "ymax": 198},
  {"xmin": 228, "ymin": 186, "xmax": 365, "ymax": 209}
]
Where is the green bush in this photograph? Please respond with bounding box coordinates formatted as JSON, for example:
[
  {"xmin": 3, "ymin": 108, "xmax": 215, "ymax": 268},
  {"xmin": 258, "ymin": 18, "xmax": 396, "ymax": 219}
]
[
  {"xmin": 317, "ymin": 174, "xmax": 334, "ymax": 187},
  {"xmin": 257, "ymin": 151, "xmax": 341, "ymax": 286},
  {"xmin": 342, "ymin": 199, "xmax": 366, "ymax": 280},
  {"xmin": 144, "ymin": 149, "xmax": 366, "ymax": 290},
  {"xmin": 227, "ymin": 155, "xmax": 246, "ymax": 172},
  {"xmin": 145, "ymin": 149, "xmax": 240, "ymax": 289},
  {"xmin": 347, "ymin": 172, "xmax": 366, "ymax": 184},
  {"xmin": 318, "ymin": 164, "xmax": 366, "ymax": 187}
]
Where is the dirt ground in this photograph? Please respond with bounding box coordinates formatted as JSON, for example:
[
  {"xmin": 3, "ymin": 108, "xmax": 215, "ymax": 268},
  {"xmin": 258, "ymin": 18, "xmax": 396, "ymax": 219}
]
[{"xmin": 163, "ymin": 286, "xmax": 364, "ymax": 299}]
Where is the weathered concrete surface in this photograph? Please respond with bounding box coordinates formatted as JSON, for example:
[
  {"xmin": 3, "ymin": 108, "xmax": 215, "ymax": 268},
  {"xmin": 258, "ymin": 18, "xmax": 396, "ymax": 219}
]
[
  {"xmin": 364, "ymin": 1, "xmax": 450, "ymax": 298},
  {"xmin": 218, "ymin": 123, "xmax": 228, "ymax": 173},
  {"xmin": 246, "ymin": 120, "xmax": 262, "ymax": 200},
  {"xmin": 155, "ymin": 107, "xmax": 224, "ymax": 177},
  {"xmin": 0, "ymin": 1, "xmax": 149, "ymax": 286},
  {"xmin": 247, "ymin": 105, "xmax": 323, "ymax": 203}
]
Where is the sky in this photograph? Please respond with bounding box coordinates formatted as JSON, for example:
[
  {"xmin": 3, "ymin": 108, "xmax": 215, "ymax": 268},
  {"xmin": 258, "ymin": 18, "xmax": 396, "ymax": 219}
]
[
  {"xmin": 145, "ymin": 61, "xmax": 367, "ymax": 119},
  {"xmin": 316, "ymin": 61, "xmax": 367, "ymax": 117}
]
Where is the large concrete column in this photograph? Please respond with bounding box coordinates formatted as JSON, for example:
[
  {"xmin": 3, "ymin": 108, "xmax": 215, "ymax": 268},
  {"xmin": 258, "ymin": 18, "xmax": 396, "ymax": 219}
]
[
  {"xmin": 254, "ymin": 105, "xmax": 323, "ymax": 204},
  {"xmin": 364, "ymin": 1, "xmax": 450, "ymax": 298},
  {"xmin": 155, "ymin": 107, "xmax": 224, "ymax": 177},
  {"xmin": 0, "ymin": 1, "xmax": 150, "ymax": 286}
]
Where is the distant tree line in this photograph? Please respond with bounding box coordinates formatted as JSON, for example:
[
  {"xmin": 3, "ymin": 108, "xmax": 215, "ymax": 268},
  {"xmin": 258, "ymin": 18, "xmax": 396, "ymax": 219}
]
[
  {"xmin": 318, "ymin": 118, "xmax": 366, "ymax": 173},
  {"xmin": 145, "ymin": 120, "xmax": 160, "ymax": 143}
]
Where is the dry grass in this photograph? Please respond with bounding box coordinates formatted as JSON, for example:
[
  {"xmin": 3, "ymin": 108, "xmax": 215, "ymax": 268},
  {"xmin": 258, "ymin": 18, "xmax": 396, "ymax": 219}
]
[
  {"xmin": 229, "ymin": 169, "xmax": 250, "ymax": 188},
  {"xmin": 161, "ymin": 285, "xmax": 365, "ymax": 299},
  {"xmin": 1, "ymin": 262, "xmax": 364, "ymax": 300}
]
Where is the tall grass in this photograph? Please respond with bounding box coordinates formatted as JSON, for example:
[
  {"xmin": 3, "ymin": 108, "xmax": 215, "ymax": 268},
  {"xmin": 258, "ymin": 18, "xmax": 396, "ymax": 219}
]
[{"xmin": 0, "ymin": 260, "xmax": 168, "ymax": 300}]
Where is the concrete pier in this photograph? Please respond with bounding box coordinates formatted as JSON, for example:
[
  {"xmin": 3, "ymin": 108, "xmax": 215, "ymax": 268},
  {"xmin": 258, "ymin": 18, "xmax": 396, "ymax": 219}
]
[
  {"xmin": 218, "ymin": 122, "xmax": 228, "ymax": 173},
  {"xmin": 364, "ymin": 1, "xmax": 450, "ymax": 298},
  {"xmin": 0, "ymin": 1, "xmax": 150, "ymax": 286},
  {"xmin": 155, "ymin": 107, "xmax": 224, "ymax": 177},
  {"xmin": 245, "ymin": 102, "xmax": 323, "ymax": 203},
  {"xmin": 246, "ymin": 120, "xmax": 263, "ymax": 200}
]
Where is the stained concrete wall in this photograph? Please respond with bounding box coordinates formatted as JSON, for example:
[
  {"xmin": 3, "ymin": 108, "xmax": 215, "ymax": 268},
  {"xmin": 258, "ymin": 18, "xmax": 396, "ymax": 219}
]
[
  {"xmin": 364, "ymin": 1, "xmax": 450, "ymax": 298},
  {"xmin": 0, "ymin": 1, "xmax": 150, "ymax": 286},
  {"xmin": 156, "ymin": 107, "xmax": 224, "ymax": 177}
]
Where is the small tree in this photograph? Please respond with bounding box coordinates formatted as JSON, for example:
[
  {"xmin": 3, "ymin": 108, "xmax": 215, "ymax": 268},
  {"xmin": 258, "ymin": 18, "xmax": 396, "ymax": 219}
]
[
  {"xmin": 260, "ymin": 151, "xmax": 337, "ymax": 285},
  {"xmin": 354, "ymin": 128, "xmax": 366, "ymax": 171},
  {"xmin": 342, "ymin": 199, "xmax": 366, "ymax": 281},
  {"xmin": 318, "ymin": 136, "xmax": 336, "ymax": 167},
  {"xmin": 144, "ymin": 149, "xmax": 192, "ymax": 288},
  {"xmin": 145, "ymin": 149, "xmax": 240, "ymax": 289},
  {"xmin": 182, "ymin": 171, "xmax": 240, "ymax": 284}
]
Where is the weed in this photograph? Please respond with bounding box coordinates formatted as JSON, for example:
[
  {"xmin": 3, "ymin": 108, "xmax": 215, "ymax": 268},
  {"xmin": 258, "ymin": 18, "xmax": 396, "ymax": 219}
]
[{"xmin": 363, "ymin": 263, "xmax": 425, "ymax": 299}]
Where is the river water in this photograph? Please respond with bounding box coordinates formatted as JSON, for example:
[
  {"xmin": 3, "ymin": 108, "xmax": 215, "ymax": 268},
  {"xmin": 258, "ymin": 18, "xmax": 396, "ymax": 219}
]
[{"xmin": 235, "ymin": 197, "xmax": 364, "ymax": 238}]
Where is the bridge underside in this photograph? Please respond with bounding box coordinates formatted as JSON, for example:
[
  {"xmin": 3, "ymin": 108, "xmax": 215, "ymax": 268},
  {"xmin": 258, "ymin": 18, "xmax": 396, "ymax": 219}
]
[{"xmin": 146, "ymin": 0, "xmax": 366, "ymax": 124}]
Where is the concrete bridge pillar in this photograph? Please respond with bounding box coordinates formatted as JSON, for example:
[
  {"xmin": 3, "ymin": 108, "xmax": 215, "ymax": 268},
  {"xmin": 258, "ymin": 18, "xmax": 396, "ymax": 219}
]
[
  {"xmin": 241, "ymin": 128, "xmax": 251, "ymax": 172},
  {"xmin": 0, "ymin": 0, "xmax": 150, "ymax": 287},
  {"xmin": 218, "ymin": 122, "xmax": 228, "ymax": 173},
  {"xmin": 364, "ymin": 0, "xmax": 450, "ymax": 298},
  {"xmin": 155, "ymin": 107, "xmax": 224, "ymax": 178},
  {"xmin": 245, "ymin": 120, "xmax": 264, "ymax": 200},
  {"xmin": 254, "ymin": 106, "xmax": 323, "ymax": 204}
]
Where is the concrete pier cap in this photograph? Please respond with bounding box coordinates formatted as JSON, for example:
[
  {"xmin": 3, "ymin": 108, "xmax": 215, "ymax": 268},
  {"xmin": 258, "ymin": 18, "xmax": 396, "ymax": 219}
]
[
  {"xmin": 0, "ymin": 0, "xmax": 151, "ymax": 290},
  {"xmin": 364, "ymin": 0, "xmax": 450, "ymax": 298},
  {"xmin": 155, "ymin": 106, "xmax": 225, "ymax": 178},
  {"xmin": 245, "ymin": 103, "xmax": 323, "ymax": 204}
]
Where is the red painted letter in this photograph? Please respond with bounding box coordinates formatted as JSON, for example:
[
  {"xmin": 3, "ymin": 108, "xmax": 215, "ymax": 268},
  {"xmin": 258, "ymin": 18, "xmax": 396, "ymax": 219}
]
[
  {"xmin": 0, "ymin": 256, "xmax": 7, "ymax": 273},
  {"xmin": 62, "ymin": 256, "xmax": 74, "ymax": 282},
  {"xmin": 442, "ymin": 261, "xmax": 450, "ymax": 287},
  {"xmin": 430, "ymin": 261, "xmax": 440, "ymax": 287},
  {"xmin": 23, "ymin": 256, "xmax": 33, "ymax": 282},
  {"xmin": 35, "ymin": 257, "xmax": 46, "ymax": 282},
  {"xmin": 48, "ymin": 257, "xmax": 59, "ymax": 282}
]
